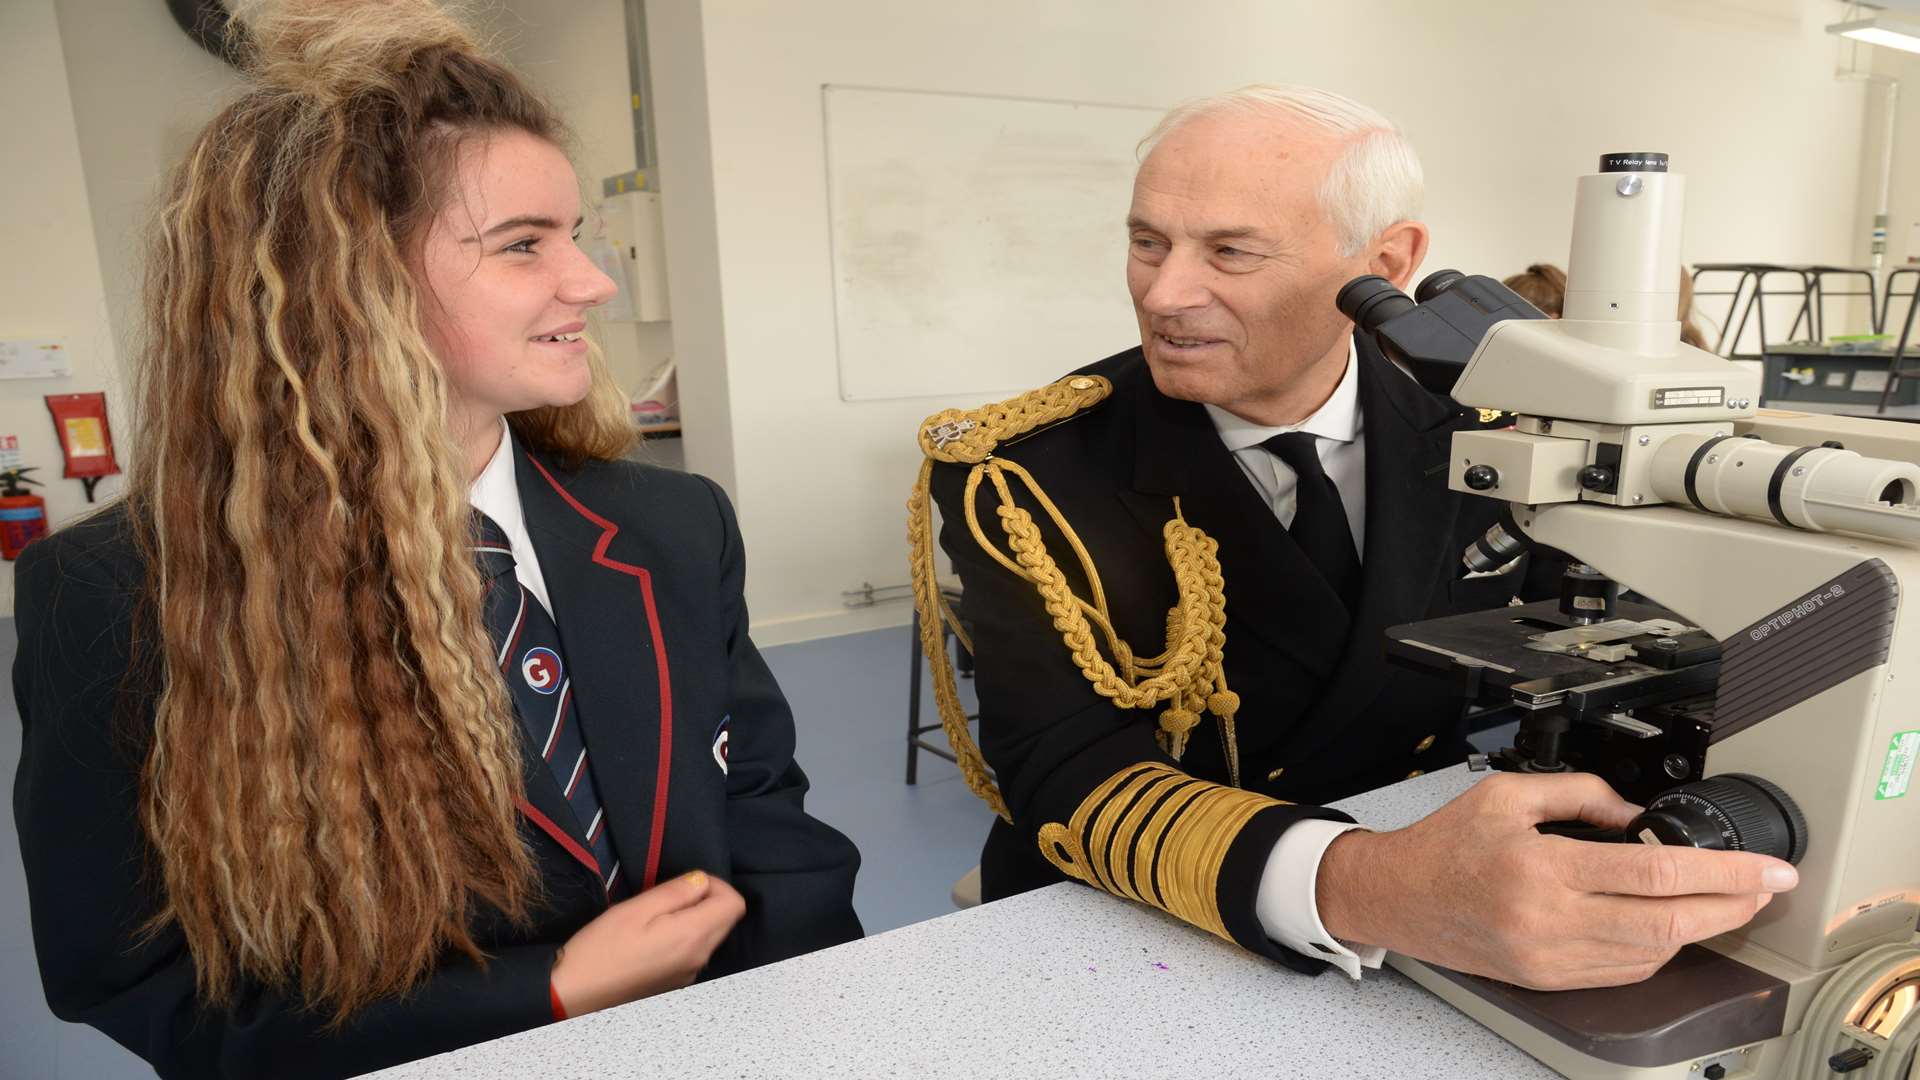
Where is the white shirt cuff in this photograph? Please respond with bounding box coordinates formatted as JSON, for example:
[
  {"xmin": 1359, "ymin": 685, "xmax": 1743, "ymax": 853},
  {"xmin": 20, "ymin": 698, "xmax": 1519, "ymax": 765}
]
[{"xmin": 1254, "ymin": 819, "xmax": 1387, "ymax": 979}]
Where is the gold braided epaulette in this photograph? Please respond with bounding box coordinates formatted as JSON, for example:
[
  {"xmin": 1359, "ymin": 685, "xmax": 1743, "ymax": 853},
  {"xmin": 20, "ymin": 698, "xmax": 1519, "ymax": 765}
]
[
  {"xmin": 917, "ymin": 375, "xmax": 1112, "ymax": 465},
  {"xmin": 905, "ymin": 371, "xmax": 1244, "ymax": 826}
]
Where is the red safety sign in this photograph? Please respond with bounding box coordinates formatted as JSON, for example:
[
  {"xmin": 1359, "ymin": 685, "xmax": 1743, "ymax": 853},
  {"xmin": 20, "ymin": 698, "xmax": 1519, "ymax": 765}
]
[{"xmin": 45, "ymin": 393, "xmax": 119, "ymax": 502}]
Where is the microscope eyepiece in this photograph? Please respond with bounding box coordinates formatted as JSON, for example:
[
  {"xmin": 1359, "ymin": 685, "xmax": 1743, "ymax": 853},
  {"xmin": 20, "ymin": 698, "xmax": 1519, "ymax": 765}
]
[
  {"xmin": 1340, "ymin": 271, "xmax": 1547, "ymax": 395},
  {"xmin": 1414, "ymin": 269, "xmax": 1465, "ymax": 304},
  {"xmin": 1336, "ymin": 275, "xmax": 1415, "ymax": 333}
]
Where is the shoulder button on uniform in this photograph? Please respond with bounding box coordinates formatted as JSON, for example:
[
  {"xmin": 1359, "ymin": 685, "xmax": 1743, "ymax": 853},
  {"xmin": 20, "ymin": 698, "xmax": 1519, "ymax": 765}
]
[
  {"xmin": 1266, "ymin": 767, "xmax": 1285, "ymax": 782},
  {"xmin": 1414, "ymin": 734, "xmax": 1436, "ymax": 754},
  {"xmin": 1406, "ymin": 769, "xmax": 1425, "ymax": 779}
]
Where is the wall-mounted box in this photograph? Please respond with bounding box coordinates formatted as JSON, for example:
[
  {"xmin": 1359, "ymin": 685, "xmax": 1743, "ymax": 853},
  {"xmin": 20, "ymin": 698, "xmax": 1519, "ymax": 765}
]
[{"xmin": 598, "ymin": 189, "xmax": 671, "ymax": 323}]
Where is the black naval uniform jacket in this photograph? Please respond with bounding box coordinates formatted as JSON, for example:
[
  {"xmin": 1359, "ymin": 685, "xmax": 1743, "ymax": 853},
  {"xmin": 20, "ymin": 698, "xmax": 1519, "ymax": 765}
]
[
  {"xmin": 12, "ymin": 440, "xmax": 863, "ymax": 1080},
  {"xmin": 929, "ymin": 336, "xmax": 1530, "ymax": 972}
]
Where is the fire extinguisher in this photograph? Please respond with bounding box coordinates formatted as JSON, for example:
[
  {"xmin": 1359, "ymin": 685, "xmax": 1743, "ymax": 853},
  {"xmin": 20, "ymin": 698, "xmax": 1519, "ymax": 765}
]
[{"xmin": 0, "ymin": 467, "xmax": 47, "ymax": 561}]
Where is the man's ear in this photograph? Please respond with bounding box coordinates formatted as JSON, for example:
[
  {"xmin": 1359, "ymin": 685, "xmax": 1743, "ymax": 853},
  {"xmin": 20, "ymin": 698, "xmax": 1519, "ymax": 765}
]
[{"xmin": 1369, "ymin": 220, "xmax": 1430, "ymax": 290}]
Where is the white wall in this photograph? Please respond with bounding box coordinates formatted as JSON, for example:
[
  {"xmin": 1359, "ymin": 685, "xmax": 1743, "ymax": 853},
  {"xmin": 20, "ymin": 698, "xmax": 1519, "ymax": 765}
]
[
  {"xmin": 0, "ymin": 0, "xmax": 135, "ymax": 615},
  {"xmin": 1852, "ymin": 41, "xmax": 1920, "ymax": 341},
  {"xmin": 54, "ymin": 0, "xmax": 238, "ymax": 408},
  {"xmin": 15, "ymin": 0, "xmax": 1897, "ymax": 639},
  {"xmin": 647, "ymin": 0, "xmax": 738, "ymax": 486},
  {"xmin": 53, "ymin": 0, "xmax": 675, "ymax": 435},
  {"xmin": 497, "ymin": 0, "xmax": 677, "ymax": 400},
  {"xmin": 648, "ymin": 0, "xmax": 1876, "ymax": 644}
]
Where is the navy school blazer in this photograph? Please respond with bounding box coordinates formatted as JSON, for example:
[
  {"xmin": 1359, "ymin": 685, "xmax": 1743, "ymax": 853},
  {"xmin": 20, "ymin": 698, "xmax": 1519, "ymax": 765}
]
[{"xmin": 11, "ymin": 438, "xmax": 862, "ymax": 1079}]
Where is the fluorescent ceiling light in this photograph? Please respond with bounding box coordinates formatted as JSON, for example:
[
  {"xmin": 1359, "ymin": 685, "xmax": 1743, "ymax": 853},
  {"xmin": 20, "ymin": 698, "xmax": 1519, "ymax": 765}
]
[{"xmin": 1829, "ymin": 16, "xmax": 1920, "ymax": 55}]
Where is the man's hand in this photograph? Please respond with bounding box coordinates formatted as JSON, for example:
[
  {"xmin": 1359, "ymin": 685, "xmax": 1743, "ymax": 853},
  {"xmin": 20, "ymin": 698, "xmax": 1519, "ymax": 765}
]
[
  {"xmin": 1314, "ymin": 772, "xmax": 1799, "ymax": 990},
  {"xmin": 550, "ymin": 870, "xmax": 747, "ymax": 1016}
]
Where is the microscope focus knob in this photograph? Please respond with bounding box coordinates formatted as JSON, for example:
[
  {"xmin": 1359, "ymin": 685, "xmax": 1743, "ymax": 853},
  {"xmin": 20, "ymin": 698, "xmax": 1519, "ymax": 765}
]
[
  {"xmin": 1626, "ymin": 774, "xmax": 1807, "ymax": 865},
  {"xmin": 1578, "ymin": 464, "xmax": 1616, "ymax": 492},
  {"xmin": 1462, "ymin": 464, "xmax": 1499, "ymax": 491}
]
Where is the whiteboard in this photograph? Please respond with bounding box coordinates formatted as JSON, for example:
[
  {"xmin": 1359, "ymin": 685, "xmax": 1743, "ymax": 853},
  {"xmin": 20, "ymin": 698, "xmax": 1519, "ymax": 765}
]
[{"xmin": 823, "ymin": 86, "xmax": 1160, "ymax": 402}]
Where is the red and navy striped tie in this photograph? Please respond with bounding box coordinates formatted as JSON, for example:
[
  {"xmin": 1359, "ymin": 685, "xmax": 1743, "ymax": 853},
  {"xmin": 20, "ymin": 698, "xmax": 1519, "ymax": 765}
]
[{"xmin": 473, "ymin": 512, "xmax": 629, "ymax": 900}]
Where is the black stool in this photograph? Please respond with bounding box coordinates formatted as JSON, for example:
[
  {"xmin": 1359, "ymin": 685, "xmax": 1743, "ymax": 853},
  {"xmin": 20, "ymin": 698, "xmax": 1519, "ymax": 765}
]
[
  {"xmin": 1801, "ymin": 265, "xmax": 1881, "ymax": 338},
  {"xmin": 1876, "ymin": 268, "xmax": 1920, "ymax": 414},
  {"xmin": 1692, "ymin": 263, "xmax": 1814, "ymax": 357},
  {"xmin": 1880, "ymin": 268, "xmax": 1920, "ymax": 344},
  {"xmin": 1691, "ymin": 263, "xmax": 1759, "ymax": 355}
]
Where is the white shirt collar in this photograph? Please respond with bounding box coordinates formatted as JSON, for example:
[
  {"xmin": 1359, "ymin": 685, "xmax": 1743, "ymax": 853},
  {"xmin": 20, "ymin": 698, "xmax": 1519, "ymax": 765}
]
[
  {"xmin": 1204, "ymin": 336, "xmax": 1361, "ymax": 452},
  {"xmin": 469, "ymin": 418, "xmax": 517, "ymax": 512},
  {"xmin": 466, "ymin": 418, "xmax": 558, "ymax": 618}
]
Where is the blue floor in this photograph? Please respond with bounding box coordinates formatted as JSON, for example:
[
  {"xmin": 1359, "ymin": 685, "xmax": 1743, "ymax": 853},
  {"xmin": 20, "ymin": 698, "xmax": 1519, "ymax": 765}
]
[
  {"xmin": 761, "ymin": 626, "xmax": 995, "ymax": 937},
  {"xmin": 1, "ymin": 618, "xmax": 150, "ymax": 1080},
  {"xmin": 0, "ymin": 619, "xmax": 993, "ymax": 1080}
]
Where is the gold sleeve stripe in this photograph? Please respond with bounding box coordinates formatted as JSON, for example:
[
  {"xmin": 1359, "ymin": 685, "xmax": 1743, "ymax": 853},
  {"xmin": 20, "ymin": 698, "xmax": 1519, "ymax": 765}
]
[
  {"xmin": 1038, "ymin": 762, "xmax": 1286, "ymax": 942},
  {"xmin": 1110, "ymin": 775, "xmax": 1207, "ymax": 905},
  {"xmin": 1086, "ymin": 767, "xmax": 1193, "ymax": 898}
]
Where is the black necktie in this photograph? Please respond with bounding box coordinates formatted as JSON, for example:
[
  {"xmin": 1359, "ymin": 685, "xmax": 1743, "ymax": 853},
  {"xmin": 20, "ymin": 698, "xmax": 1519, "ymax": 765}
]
[
  {"xmin": 1262, "ymin": 432, "xmax": 1361, "ymax": 609},
  {"xmin": 473, "ymin": 512, "xmax": 628, "ymax": 900}
]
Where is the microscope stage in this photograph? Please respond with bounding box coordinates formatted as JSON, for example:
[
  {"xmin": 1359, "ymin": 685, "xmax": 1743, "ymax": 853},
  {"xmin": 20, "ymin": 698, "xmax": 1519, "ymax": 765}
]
[{"xmin": 1387, "ymin": 599, "xmax": 1720, "ymax": 701}]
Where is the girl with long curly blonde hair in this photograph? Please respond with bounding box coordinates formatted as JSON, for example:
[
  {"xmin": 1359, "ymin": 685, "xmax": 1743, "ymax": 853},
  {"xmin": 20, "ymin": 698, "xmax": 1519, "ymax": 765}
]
[{"xmin": 12, "ymin": 4, "xmax": 860, "ymax": 1077}]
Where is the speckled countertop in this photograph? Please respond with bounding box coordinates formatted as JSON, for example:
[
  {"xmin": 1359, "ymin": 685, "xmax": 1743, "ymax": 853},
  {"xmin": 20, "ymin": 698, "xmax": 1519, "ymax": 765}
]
[{"xmin": 363, "ymin": 765, "xmax": 1550, "ymax": 1079}]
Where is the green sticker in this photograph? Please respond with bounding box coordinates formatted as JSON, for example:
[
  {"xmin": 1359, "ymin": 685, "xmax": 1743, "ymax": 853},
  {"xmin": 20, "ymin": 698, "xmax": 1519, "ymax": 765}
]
[{"xmin": 1877, "ymin": 730, "xmax": 1920, "ymax": 800}]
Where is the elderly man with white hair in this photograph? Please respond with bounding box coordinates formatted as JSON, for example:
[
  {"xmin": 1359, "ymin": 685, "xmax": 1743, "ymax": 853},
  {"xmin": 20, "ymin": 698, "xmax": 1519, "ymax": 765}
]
[{"xmin": 918, "ymin": 84, "xmax": 1798, "ymax": 990}]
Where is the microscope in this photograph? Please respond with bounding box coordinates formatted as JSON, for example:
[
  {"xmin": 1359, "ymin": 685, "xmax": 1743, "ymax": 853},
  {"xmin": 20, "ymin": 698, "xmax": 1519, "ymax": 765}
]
[{"xmin": 1340, "ymin": 153, "xmax": 1920, "ymax": 1078}]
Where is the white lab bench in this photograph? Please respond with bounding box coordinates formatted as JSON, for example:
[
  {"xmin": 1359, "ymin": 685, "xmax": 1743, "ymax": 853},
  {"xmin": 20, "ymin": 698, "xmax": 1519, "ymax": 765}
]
[{"xmin": 364, "ymin": 766, "xmax": 1549, "ymax": 1079}]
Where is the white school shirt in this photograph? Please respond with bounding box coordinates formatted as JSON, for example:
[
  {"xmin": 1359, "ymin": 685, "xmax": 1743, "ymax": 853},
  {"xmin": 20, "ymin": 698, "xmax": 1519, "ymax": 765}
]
[{"xmin": 467, "ymin": 419, "xmax": 556, "ymax": 620}]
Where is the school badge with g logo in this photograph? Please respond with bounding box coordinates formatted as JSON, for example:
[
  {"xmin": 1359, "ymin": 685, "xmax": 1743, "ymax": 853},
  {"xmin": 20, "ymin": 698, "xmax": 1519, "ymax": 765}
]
[
  {"xmin": 520, "ymin": 647, "xmax": 563, "ymax": 694},
  {"xmin": 711, "ymin": 716, "xmax": 730, "ymax": 775}
]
